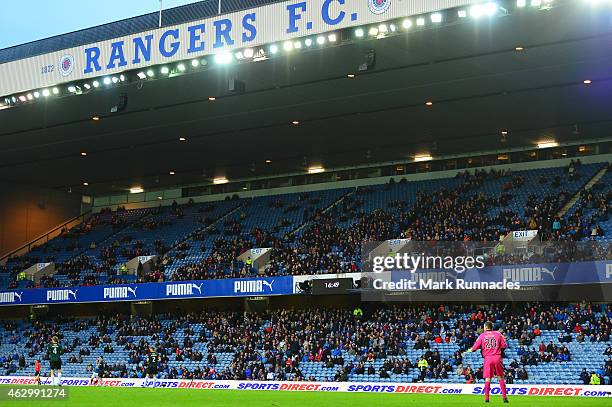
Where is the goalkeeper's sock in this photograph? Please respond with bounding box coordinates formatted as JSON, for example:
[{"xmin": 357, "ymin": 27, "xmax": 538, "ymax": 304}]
[
  {"xmin": 50, "ymin": 375, "xmax": 55, "ymax": 386},
  {"xmin": 57, "ymin": 372, "xmax": 62, "ymax": 386},
  {"xmin": 499, "ymin": 378, "xmax": 507, "ymax": 399},
  {"xmin": 484, "ymin": 381, "xmax": 491, "ymax": 402}
]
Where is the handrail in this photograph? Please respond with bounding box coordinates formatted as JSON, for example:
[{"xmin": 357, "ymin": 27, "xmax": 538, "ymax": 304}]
[{"xmin": 0, "ymin": 211, "xmax": 92, "ymax": 266}]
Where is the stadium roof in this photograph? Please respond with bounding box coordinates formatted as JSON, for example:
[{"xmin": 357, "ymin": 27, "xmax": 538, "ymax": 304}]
[
  {"xmin": 0, "ymin": 0, "xmax": 281, "ymax": 64},
  {"xmin": 1, "ymin": 1, "xmax": 611, "ymax": 195}
]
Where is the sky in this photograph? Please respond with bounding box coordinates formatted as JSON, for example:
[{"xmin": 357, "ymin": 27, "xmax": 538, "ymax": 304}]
[{"xmin": 0, "ymin": 0, "xmax": 205, "ymax": 49}]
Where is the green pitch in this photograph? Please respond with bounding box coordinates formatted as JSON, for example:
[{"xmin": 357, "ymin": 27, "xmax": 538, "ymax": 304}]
[{"xmin": 2, "ymin": 387, "xmax": 611, "ymax": 407}]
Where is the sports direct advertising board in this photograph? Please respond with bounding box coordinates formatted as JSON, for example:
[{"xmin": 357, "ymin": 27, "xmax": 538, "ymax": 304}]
[
  {"xmin": 0, "ymin": 0, "xmax": 481, "ymax": 96},
  {"xmin": 1, "ymin": 377, "xmax": 611, "ymax": 397}
]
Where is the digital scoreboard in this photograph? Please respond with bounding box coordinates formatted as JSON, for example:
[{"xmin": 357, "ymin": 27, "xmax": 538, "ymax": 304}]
[{"xmin": 311, "ymin": 278, "xmax": 354, "ymax": 295}]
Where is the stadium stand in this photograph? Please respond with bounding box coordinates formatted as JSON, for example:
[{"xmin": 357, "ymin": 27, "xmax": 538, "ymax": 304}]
[
  {"xmin": 1, "ymin": 160, "xmax": 610, "ymax": 288},
  {"xmin": 4, "ymin": 208, "xmax": 153, "ymax": 288},
  {"xmin": 0, "ymin": 303, "xmax": 610, "ymax": 385},
  {"xmin": 564, "ymin": 167, "xmax": 611, "ymax": 242}
]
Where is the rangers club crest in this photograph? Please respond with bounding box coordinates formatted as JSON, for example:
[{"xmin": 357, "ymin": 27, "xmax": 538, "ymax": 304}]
[
  {"xmin": 59, "ymin": 54, "xmax": 75, "ymax": 77},
  {"xmin": 368, "ymin": 0, "xmax": 391, "ymax": 15}
]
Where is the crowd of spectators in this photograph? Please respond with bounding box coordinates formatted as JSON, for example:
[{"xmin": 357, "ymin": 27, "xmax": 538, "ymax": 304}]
[
  {"xmin": 2, "ymin": 162, "xmax": 610, "ymax": 288},
  {"xmin": 2, "ymin": 303, "xmax": 610, "ymax": 385}
]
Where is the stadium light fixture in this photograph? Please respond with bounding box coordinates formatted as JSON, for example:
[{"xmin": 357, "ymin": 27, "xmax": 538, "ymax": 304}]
[
  {"xmin": 243, "ymin": 48, "xmax": 254, "ymax": 58},
  {"xmin": 146, "ymin": 69, "xmax": 155, "ymax": 77},
  {"xmin": 431, "ymin": 13, "xmax": 443, "ymax": 23},
  {"xmin": 81, "ymin": 152, "xmax": 87, "ymax": 156},
  {"xmin": 307, "ymin": 166, "xmax": 325, "ymax": 174},
  {"xmin": 485, "ymin": 2, "xmax": 499, "ymax": 15},
  {"xmin": 416, "ymin": 17, "xmax": 425, "ymax": 26},
  {"xmin": 179, "ymin": 137, "xmax": 187, "ymax": 142},
  {"xmin": 328, "ymin": 33, "xmax": 337, "ymax": 42},
  {"xmin": 270, "ymin": 44, "xmax": 279, "ymax": 54},
  {"xmin": 378, "ymin": 24, "xmax": 388, "ymax": 33},
  {"xmin": 92, "ymin": 116, "xmax": 100, "ymax": 121},
  {"xmin": 316, "ymin": 36, "xmax": 326, "ymax": 45},
  {"xmin": 177, "ymin": 63, "xmax": 186, "ymax": 72},
  {"xmin": 530, "ymin": 0, "xmax": 541, "ymax": 6},
  {"xmin": 169, "ymin": 171, "xmax": 176, "ymax": 175},
  {"xmin": 129, "ymin": 187, "xmax": 144, "ymax": 194},
  {"xmin": 517, "ymin": 0, "xmax": 527, "ymax": 6},
  {"xmin": 103, "ymin": 77, "xmax": 112, "ymax": 85},
  {"xmin": 191, "ymin": 59, "xmax": 200, "ymax": 67},
  {"xmin": 425, "ymin": 101, "xmax": 433, "ymax": 106},
  {"xmin": 458, "ymin": 9, "xmax": 468, "ymax": 17},
  {"xmin": 52, "ymin": 87, "xmax": 59, "ymax": 95},
  {"xmin": 33, "ymin": 91, "xmax": 40, "ymax": 98},
  {"xmin": 213, "ymin": 177, "xmax": 229, "ymax": 185},
  {"xmin": 214, "ymin": 52, "xmax": 233, "ymax": 64},
  {"xmin": 347, "ymin": 74, "xmax": 356, "ymax": 78},
  {"xmin": 414, "ymin": 154, "xmax": 433, "ymax": 162},
  {"xmin": 19, "ymin": 95, "xmax": 27, "ymax": 102},
  {"xmin": 583, "ymin": 79, "xmax": 592, "ymax": 85},
  {"xmin": 93, "ymin": 80, "xmax": 100, "ymax": 88},
  {"xmin": 537, "ymin": 141, "xmax": 559, "ymax": 149},
  {"xmin": 293, "ymin": 41, "xmax": 302, "ymax": 49},
  {"xmin": 470, "ymin": 3, "xmax": 497, "ymax": 18},
  {"xmin": 265, "ymin": 159, "xmax": 272, "ymax": 163},
  {"xmin": 470, "ymin": 4, "xmax": 484, "ymax": 18},
  {"xmin": 120, "ymin": 74, "xmax": 126, "ymax": 81},
  {"xmin": 160, "ymin": 66, "xmax": 170, "ymax": 74},
  {"xmin": 283, "ymin": 41, "xmax": 293, "ymax": 51},
  {"xmin": 26, "ymin": 93, "xmax": 33, "ymax": 100},
  {"xmin": 402, "ymin": 19, "xmax": 413, "ymax": 29},
  {"xmin": 42, "ymin": 89, "xmax": 51, "ymax": 97},
  {"xmin": 208, "ymin": 96, "xmax": 216, "ymax": 101},
  {"xmin": 304, "ymin": 38, "xmax": 313, "ymax": 47},
  {"xmin": 68, "ymin": 86, "xmax": 76, "ymax": 93},
  {"xmin": 292, "ymin": 120, "xmax": 300, "ymax": 125},
  {"xmin": 83, "ymin": 83, "xmax": 91, "ymax": 90},
  {"xmin": 355, "ymin": 28, "xmax": 365, "ymax": 37},
  {"xmin": 83, "ymin": 182, "xmax": 89, "ymax": 186},
  {"xmin": 111, "ymin": 76, "xmax": 119, "ymax": 84},
  {"xmin": 137, "ymin": 72, "xmax": 147, "ymax": 80},
  {"xmin": 368, "ymin": 27, "xmax": 379, "ymax": 36}
]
